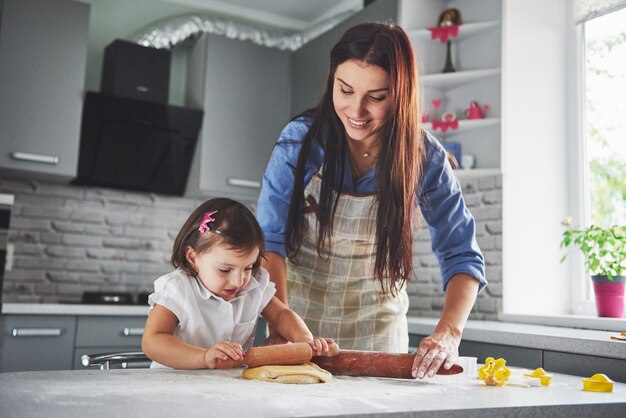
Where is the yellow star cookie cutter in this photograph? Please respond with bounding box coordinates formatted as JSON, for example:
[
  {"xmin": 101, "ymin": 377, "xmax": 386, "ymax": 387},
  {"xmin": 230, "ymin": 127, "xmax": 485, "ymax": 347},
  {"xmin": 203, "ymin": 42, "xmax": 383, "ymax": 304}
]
[{"xmin": 478, "ymin": 357, "xmax": 511, "ymax": 386}]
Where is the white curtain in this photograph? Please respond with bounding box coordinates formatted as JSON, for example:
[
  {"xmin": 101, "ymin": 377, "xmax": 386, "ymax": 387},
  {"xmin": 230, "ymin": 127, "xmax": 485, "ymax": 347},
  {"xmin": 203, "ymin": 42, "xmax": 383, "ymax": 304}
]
[{"xmin": 574, "ymin": 0, "xmax": 626, "ymax": 22}]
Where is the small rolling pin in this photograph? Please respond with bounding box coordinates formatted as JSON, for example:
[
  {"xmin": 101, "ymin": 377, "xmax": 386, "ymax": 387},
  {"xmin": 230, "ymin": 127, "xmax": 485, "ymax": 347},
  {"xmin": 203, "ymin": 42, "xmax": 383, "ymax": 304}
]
[
  {"xmin": 311, "ymin": 350, "xmax": 463, "ymax": 379},
  {"xmin": 215, "ymin": 342, "xmax": 340, "ymax": 369}
]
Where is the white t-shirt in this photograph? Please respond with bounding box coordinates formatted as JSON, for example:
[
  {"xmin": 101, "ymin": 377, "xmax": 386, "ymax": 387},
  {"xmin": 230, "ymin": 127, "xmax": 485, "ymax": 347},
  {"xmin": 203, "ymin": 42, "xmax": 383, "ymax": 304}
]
[{"xmin": 148, "ymin": 267, "xmax": 275, "ymax": 368}]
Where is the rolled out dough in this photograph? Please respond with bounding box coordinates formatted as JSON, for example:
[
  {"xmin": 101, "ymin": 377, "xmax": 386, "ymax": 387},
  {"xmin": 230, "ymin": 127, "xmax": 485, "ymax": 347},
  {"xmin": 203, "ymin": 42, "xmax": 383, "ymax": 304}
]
[{"xmin": 242, "ymin": 362, "xmax": 333, "ymax": 384}]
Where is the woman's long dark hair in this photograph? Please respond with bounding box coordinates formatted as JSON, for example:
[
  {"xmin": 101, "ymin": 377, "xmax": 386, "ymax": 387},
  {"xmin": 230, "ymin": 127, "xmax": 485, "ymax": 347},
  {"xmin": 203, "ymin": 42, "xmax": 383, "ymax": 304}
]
[{"xmin": 285, "ymin": 22, "xmax": 425, "ymax": 296}]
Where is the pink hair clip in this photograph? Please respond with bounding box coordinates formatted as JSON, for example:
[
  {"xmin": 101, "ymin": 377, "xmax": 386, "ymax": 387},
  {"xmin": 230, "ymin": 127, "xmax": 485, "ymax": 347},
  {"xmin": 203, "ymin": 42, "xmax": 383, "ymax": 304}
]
[{"xmin": 198, "ymin": 210, "xmax": 220, "ymax": 234}]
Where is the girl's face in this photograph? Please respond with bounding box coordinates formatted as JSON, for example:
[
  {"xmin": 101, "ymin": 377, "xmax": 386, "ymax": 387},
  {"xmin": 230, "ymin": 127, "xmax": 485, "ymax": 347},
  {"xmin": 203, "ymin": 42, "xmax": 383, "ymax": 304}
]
[
  {"xmin": 186, "ymin": 243, "xmax": 259, "ymax": 301},
  {"xmin": 332, "ymin": 59, "xmax": 391, "ymax": 145}
]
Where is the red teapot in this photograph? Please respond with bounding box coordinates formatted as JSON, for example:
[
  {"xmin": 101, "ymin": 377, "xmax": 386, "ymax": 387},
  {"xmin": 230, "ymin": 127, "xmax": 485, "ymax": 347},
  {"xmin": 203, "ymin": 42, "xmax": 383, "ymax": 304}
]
[{"xmin": 465, "ymin": 101, "xmax": 489, "ymax": 119}]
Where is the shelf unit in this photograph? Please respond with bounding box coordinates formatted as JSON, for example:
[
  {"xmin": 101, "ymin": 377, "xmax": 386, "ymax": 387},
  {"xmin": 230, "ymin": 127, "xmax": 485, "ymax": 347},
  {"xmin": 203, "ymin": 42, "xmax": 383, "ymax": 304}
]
[{"xmin": 401, "ymin": 0, "xmax": 502, "ymax": 171}]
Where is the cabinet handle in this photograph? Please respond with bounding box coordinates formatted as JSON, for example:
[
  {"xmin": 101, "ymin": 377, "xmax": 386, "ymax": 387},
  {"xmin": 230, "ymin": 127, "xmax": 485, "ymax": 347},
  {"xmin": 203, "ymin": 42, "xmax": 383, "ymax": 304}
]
[
  {"xmin": 10, "ymin": 152, "xmax": 60, "ymax": 165},
  {"xmin": 11, "ymin": 328, "xmax": 63, "ymax": 337},
  {"xmin": 122, "ymin": 327, "xmax": 144, "ymax": 336},
  {"xmin": 226, "ymin": 178, "xmax": 261, "ymax": 189}
]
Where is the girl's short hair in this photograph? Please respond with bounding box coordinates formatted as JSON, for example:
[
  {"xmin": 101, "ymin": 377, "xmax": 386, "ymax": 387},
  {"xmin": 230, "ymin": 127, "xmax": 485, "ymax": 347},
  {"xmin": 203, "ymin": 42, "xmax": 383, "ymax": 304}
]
[{"xmin": 171, "ymin": 198, "xmax": 265, "ymax": 277}]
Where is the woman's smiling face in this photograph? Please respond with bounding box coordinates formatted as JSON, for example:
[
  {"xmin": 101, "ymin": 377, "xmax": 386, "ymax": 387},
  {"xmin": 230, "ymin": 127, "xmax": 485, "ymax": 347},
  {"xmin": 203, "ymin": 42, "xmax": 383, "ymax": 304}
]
[{"xmin": 332, "ymin": 59, "xmax": 391, "ymax": 144}]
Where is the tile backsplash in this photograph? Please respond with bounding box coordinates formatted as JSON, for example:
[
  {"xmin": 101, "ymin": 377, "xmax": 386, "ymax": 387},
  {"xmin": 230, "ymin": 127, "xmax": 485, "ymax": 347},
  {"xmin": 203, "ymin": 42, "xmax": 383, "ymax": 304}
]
[
  {"xmin": 0, "ymin": 177, "xmax": 207, "ymax": 303},
  {"xmin": 0, "ymin": 173, "xmax": 502, "ymax": 319}
]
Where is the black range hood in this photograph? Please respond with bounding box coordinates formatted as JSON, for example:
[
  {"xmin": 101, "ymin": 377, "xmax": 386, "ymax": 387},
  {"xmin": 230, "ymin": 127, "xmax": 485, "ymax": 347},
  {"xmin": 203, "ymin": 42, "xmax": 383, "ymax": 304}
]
[{"xmin": 73, "ymin": 91, "xmax": 203, "ymax": 196}]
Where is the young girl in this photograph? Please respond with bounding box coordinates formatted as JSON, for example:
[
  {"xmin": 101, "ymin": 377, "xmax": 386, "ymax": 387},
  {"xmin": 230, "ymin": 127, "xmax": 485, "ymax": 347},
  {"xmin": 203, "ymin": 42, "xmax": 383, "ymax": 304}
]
[{"xmin": 142, "ymin": 197, "xmax": 332, "ymax": 369}]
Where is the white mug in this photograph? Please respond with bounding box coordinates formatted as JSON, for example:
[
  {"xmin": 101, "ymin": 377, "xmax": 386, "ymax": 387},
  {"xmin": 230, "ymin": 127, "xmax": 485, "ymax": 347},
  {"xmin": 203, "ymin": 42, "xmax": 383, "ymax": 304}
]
[{"xmin": 461, "ymin": 154, "xmax": 475, "ymax": 169}]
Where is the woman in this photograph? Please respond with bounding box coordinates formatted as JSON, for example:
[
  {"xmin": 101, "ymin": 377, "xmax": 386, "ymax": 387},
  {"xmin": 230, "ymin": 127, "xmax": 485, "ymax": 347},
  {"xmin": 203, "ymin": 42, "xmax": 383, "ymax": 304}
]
[{"xmin": 257, "ymin": 22, "xmax": 486, "ymax": 379}]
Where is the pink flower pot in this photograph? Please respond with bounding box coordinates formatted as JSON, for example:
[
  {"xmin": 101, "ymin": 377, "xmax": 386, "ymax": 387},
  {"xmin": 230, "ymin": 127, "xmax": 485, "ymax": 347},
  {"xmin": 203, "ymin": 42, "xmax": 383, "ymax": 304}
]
[{"xmin": 592, "ymin": 275, "xmax": 625, "ymax": 318}]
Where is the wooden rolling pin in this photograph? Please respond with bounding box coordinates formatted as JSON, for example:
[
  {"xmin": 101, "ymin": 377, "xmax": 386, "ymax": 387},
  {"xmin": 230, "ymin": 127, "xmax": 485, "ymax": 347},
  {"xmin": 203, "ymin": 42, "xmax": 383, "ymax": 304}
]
[
  {"xmin": 310, "ymin": 350, "xmax": 463, "ymax": 379},
  {"xmin": 215, "ymin": 342, "xmax": 340, "ymax": 369}
]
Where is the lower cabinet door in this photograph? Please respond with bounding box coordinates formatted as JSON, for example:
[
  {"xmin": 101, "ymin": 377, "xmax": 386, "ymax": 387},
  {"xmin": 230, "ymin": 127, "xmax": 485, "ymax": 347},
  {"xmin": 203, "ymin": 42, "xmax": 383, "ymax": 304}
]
[
  {"xmin": 74, "ymin": 315, "xmax": 147, "ymax": 370},
  {"xmin": 0, "ymin": 315, "xmax": 76, "ymax": 372}
]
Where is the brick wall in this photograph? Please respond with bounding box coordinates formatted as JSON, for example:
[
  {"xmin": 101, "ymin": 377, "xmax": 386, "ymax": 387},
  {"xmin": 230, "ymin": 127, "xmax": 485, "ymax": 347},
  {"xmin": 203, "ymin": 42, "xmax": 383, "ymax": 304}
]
[
  {"xmin": 1, "ymin": 173, "xmax": 502, "ymax": 317},
  {"xmin": 406, "ymin": 174, "xmax": 503, "ymax": 320},
  {"xmin": 0, "ymin": 177, "xmax": 207, "ymax": 303}
]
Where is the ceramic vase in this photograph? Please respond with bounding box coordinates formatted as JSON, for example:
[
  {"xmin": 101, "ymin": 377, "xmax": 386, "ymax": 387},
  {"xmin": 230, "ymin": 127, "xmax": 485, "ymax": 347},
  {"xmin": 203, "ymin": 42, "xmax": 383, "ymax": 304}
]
[{"xmin": 591, "ymin": 275, "xmax": 625, "ymax": 318}]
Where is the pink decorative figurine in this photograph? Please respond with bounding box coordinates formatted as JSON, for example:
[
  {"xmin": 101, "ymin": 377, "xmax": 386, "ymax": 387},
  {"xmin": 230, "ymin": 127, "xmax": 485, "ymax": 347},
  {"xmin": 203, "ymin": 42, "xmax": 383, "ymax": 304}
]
[{"xmin": 465, "ymin": 101, "xmax": 489, "ymax": 119}]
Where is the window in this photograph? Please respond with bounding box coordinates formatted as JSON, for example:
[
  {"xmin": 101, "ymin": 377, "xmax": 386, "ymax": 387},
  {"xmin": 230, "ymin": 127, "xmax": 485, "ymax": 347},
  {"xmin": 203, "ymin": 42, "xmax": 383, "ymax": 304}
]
[
  {"xmin": 572, "ymin": 4, "xmax": 626, "ymax": 315},
  {"xmin": 583, "ymin": 8, "xmax": 626, "ymax": 227},
  {"xmin": 500, "ymin": 1, "xmax": 625, "ymax": 325}
]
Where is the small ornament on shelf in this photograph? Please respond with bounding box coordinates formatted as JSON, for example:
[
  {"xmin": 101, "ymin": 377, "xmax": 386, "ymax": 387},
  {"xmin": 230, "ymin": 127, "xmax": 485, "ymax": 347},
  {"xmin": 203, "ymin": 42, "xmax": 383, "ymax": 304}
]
[
  {"xmin": 461, "ymin": 154, "xmax": 476, "ymax": 170},
  {"xmin": 432, "ymin": 111, "xmax": 459, "ymax": 133},
  {"xmin": 433, "ymin": 8, "xmax": 462, "ymax": 73},
  {"xmin": 464, "ymin": 101, "xmax": 490, "ymax": 119},
  {"xmin": 428, "ymin": 25, "xmax": 459, "ymax": 43},
  {"xmin": 429, "ymin": 8, "xmax": 462, "ymax": 42},
  {"xmin": 442, "ymin": 142, "xmax": 461, "ymax": 169},
  {"xmin": 431, "ymin": 98, "xmax": 443, "ymax": 120}
]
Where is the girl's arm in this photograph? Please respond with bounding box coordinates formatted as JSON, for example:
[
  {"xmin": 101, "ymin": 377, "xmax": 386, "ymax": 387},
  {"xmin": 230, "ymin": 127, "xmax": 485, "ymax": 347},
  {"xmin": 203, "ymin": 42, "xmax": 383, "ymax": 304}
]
[
  {"xmin": 261, "ymin": 296, "xmax": 331, "ymax": 355},
  {"xmin": 142, "ymin": 304, "xmax": 243, "ymax": 369}
]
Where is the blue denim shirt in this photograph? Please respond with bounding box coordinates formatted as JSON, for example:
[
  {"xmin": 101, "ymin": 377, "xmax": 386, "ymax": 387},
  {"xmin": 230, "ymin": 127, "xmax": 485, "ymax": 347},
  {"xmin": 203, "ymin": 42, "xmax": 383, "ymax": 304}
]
[{"xmin": 257, "ymin": 116, "xmax": 486, "ymax": 292}]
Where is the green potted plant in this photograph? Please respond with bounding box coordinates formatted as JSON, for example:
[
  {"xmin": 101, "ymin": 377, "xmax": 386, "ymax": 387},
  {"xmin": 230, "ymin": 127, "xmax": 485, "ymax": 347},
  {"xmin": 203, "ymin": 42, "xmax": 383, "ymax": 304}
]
[{"xmin": 560, "ymin": 218, "xmax": 626, "ymax": 318}]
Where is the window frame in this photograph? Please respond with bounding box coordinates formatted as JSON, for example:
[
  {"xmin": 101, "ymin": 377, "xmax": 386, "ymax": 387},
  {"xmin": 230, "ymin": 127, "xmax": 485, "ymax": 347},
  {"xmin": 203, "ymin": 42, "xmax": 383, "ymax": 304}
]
[{"xmin": 568, "ymin": 8, "xmax": 626, "ymax": 315}]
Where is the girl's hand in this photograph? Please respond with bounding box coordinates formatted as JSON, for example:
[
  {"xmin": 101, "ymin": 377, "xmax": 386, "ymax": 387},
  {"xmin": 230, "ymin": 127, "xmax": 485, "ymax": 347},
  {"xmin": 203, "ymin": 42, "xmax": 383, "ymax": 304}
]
[
  {"xmin": 204, "ymin": 341, "xmax": 244, "ymax": 369},
  {"xmin": 308, "ymin": 337, "xmax": 334, "ymax": 356},
  {"xmin": 411, "ymin": 332, "xmax": 460, "ymax": 379}
]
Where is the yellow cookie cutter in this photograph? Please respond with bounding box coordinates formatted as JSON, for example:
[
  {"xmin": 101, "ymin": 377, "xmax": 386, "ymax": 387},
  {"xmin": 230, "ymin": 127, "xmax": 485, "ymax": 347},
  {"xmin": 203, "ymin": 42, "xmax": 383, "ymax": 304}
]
[
  {"xmin": 582, "ymin": 373, "xmax": 614, "ymax": 392},
  {"xmin": 523, "ymin": 368, "xmax": 553, "ymax": 386},
  {"xmin": 478, "ymin": 357, "xmax": 510, "ymax": 386}
]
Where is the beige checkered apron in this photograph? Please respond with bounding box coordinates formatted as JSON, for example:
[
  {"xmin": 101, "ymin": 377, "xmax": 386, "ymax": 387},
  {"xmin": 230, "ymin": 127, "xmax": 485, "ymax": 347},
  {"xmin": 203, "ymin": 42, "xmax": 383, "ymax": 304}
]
[{"xmin": 287, "ymin": 170, "xmax": 409, "ymax": 352}]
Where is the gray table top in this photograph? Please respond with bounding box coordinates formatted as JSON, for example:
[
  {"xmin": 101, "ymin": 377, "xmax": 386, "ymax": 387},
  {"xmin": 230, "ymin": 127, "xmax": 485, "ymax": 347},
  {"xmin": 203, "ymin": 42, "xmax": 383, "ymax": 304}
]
[{"xmin": 1, "ymin": 367, "xmax": 625, "ymax": 418}]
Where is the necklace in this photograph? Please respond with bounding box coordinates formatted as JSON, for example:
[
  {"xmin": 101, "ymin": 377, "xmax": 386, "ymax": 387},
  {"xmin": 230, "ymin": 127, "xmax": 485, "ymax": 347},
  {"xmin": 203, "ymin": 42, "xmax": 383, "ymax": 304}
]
[{"xmin": 348, "ymin": 150, "xmax": 378, "ymax": 180}]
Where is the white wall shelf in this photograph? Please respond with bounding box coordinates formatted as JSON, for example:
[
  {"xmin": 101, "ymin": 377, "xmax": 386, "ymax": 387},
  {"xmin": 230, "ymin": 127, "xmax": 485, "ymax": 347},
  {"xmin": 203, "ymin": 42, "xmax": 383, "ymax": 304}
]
[
  {"xmin": 402, "ymin": 0, "xmax": 502, "ymax": 171},
  {"xmin": 421, "ymin": 68, "xmax": 500, "ymax": 89},
  {"xmin": 409, "ymin": 20, "xmax": 500, "ymax": 41},
  {"xmin": 454, "ymin": 168, "xmax": 501, "ymax": 177},
  {"xmin": 423, "ymin": 117, "xmax": 500, "ymax": 135}
]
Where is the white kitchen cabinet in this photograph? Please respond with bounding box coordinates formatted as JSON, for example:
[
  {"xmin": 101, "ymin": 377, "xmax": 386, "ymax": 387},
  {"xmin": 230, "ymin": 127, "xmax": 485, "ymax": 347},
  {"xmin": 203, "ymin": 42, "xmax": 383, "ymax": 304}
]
[
  {"xmin": 0, "ymin": 0, "xmax": 90, "ymax": 180},
  {"xmin": 0, "ymin": 315, "xmax": 76, "ymax": 372},
  {"xmin": 400, "ymin": 0, "xmax": 502, "ymax": 171},
  {"xmin": 184, "ymin": 34, "xmax": 291, "ymax": 201}
]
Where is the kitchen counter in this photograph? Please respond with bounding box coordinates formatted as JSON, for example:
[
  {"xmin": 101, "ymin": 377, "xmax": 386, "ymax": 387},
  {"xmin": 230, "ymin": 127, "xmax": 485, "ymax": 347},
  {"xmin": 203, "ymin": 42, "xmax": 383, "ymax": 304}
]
[
  {"xmin": 1, "ymin": 367, "xmax": 625, "ymax": 417},
  {"xmin": 408, "ymin": 317, "xmax": 626, "ymax": 361},
  {"xmin": 1, "ymin": 303, "xmax": 148, "ymax": 316}
]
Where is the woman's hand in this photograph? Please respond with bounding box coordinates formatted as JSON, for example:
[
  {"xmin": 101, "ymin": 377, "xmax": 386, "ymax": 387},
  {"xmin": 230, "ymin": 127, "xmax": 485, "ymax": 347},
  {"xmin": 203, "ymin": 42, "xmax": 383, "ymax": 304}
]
[
  {"xmin": 204, "ymin": 341, "xmax": 244, "ymax": 369},
  {"xmin": 411, "ymin": 274, "xmax": 478, "ymax": 379},
  {"xmin": 411, "ymin": 331, "xmax": 460, "ymax": 379}
]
